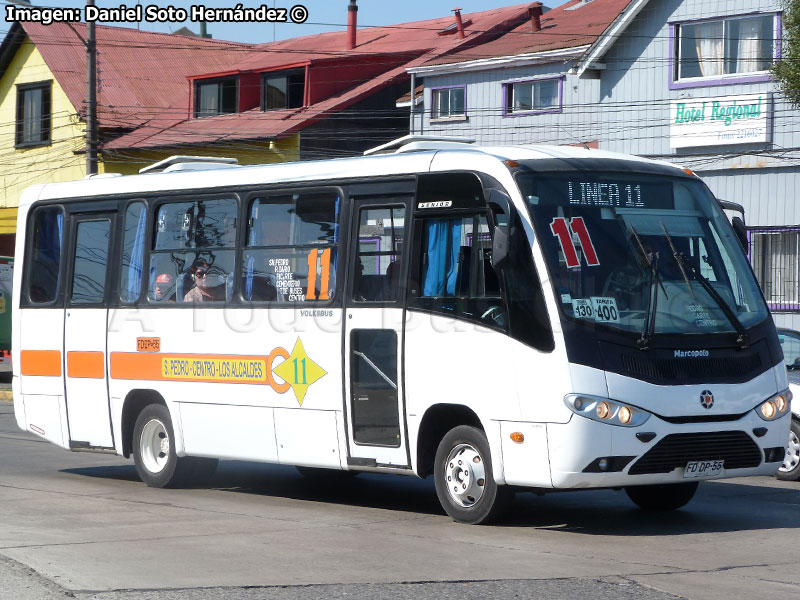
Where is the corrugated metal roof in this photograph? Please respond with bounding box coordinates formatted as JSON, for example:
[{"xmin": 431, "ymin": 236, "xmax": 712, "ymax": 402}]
[
  {"xmin": 22, "ymin": 22, "xmax": 251, "ymax": 129},
  {"xmin": 102, "ymin": 60, "xmax": 418, "ymax": 150},
  {"xmin": 422, "ymin": 0, "xmax": 635, "ymax": 66},
  {"xmin": 227, "ymin": 4, "xmax": 534, "ymax": 74},
  {"xmin": 20, "ymin": 4, "xmax": 537, "ymax": 151}
]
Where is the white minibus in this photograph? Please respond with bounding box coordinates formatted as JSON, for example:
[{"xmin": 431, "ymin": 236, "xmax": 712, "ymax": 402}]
[{"xmin": 12, "ymin": 141, "xmax": 791, "ymax": 523}]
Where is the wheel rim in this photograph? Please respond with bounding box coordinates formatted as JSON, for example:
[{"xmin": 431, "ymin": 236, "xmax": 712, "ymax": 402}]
[
  {"xmin": 780, "ymin": 428, "xmax": 800, "ymax": 473},
  {"xmin": 140, "ymin": 418, "xmax": 170, "ymax": 474},
  {"xmin": 443, "ymin": 443, "xmax": 486, "ymax": 508}
]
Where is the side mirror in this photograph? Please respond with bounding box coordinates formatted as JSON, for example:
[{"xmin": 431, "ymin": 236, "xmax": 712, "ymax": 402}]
[
  {"xmin": 485, "ymin": 188, "xmax": 516, "ymax": 269},
  {"xmin": 491, "ymin": 224, "xmax": 509, "ymax": 269},
  {"xmin": 731, "ymin": 216, "xmax": 748, "ymax": 254}
]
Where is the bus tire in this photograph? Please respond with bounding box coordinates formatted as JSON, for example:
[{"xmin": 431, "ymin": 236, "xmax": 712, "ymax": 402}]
[
  {"xmin": 624, "ymin": 481, "xmax": 698, "ymax": 510},
  {"xmin": 776, "ymin": 419, "xmax": 800, "ymax": 481},
  {"xmin": 434, "ymin": 425, "xmax": 511, "ymax": 524},
  {"xmin": 132, "ymin": 404, "xmax": 194, "ymax": 488}
]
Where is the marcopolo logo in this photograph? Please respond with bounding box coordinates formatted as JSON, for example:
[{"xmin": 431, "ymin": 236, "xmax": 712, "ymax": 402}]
[
  {"xmin": 675, "ymin": 97, "xmax": 763, "ymax": 127},
  {"xmin": 674, "ymin": 349, "xmax": 710, "ymax": 358}
]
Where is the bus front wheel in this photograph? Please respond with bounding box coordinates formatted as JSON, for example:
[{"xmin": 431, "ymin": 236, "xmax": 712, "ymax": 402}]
[
  {"xmin": 624, "ymin": 481, "xmax": 699, "ymax": 510},
  {"xmin": 132, "ymin": 404, "xmax": 196, "ymax": 488},
  {"xmin": 776, "ymin": 419, "xmax": 800, "ymax": 481},
  {"xmin": 434, "ymin": 425, "xmax": 511, "ymax": 524}
]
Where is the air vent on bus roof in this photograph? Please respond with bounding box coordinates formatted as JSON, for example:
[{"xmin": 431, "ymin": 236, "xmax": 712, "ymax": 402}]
[
  {"xmin": 139, "ymin": 155, "xmax": 239, "ymax": 174},
  {"xmin": 363, "ymin": 135, "xmax": 476, "ymax": 156}
]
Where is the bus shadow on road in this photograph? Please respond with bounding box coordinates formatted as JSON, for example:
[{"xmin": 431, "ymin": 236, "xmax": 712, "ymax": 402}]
[
  {"xmin": 61, "ymin": 464, "xmax": 141, "ymax": 482},
  {"xmin": 502, "ymin": 480, "xmax": 800, "ymax": 534},
  {"xmin": 211, "ymin": 461, "xmax": 445, "ymax": 516},
  {"xmin": 63, "ymin": 460, "xmax": 800, "ymax": 534}
]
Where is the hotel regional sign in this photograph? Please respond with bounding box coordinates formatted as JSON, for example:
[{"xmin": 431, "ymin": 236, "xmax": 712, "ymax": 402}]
[{"xmin": 670, "ymin": 94, "xmax": 769, "ymax": 149}]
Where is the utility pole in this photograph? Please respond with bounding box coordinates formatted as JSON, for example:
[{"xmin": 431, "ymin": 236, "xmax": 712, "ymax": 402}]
[{"xmin": 86, "ymin": 0, "xmax": 98, "ymax": 175}]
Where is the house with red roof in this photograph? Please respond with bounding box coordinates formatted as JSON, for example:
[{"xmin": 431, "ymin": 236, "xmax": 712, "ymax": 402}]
[
  {"xmin": 102, "ymin": 3, "xmax": 535, "ymax": 159},
  {"xmin": 0, "ymin": 3, "xmax": 535, "ymax": 250}
]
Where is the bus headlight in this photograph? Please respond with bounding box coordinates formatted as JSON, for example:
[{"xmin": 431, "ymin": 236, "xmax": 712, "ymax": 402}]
[
  {"xmin": 756, "ymin": 389, "xmax": 792, "ymax": 421},
  {"xmin": 564, "ymin": 394, "xmax": 651, "ymax": 427}
]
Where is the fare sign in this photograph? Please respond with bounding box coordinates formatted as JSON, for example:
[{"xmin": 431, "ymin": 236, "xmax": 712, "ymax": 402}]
[{"xmin": 670, "ymin": 94, "xmax": 769, "ymax": 149}]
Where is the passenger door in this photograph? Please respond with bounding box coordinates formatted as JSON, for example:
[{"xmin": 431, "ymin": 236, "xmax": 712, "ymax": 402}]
[
  {"xmin": 343, "ymin": 199, "xmax": 411, "ymax": 468},
  {"xmin": 63, "ymin": 212, "xmax": 116, "ymax": 448}
]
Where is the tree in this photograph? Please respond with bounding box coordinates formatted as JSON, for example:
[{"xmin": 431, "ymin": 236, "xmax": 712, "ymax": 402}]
[{"xmin": 773, "ymin": 1, "xmax": 800, "ymax": 106}]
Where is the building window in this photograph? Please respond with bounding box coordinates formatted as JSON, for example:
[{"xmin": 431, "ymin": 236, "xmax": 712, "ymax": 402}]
[
  {"xmin": 16, "ymin": 82, "xmax": 51, "ymax": 147},
  {"xmin": 750, "ymin": 228, "xmax": 800, "ymax": 310},
  {"xmin": 262, "ymin": 69, "xmax": 305, "ymax": 110},
  {"xmin": 431, "ymin": 86, "xmax": 466, "ymax": 120},
  {"xmin": 194, "ymin": 78, "xmax": 237, "ymax": 117},
  {"xmin": 675, "ymin": 14, "xmax": 776, "ymax": 83},
  {"xmin": 504, "ymin": 77, "xmax": 561, "ymax": 116}
]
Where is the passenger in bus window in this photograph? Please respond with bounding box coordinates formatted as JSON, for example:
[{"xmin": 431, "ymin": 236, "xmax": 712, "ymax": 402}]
[
  {"xmin": 183, "ymin": 259, "xmax": 226, "ymax": 302},
  {"xmin": 153, "ymin": 273, "xmax": 176, "ymax": 302}
]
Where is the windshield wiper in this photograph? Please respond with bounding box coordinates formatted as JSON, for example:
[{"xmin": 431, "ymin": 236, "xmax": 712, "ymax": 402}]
[
  {"xmin": 659, "ymin": 221, "xmax": 749, "ymax": 348},
  {"xmin": 629, "ymin": 224, "xmax": 664, "ymax": 351}
]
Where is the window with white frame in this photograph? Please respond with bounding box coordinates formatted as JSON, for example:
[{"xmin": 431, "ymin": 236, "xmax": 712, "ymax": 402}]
[
  {"xmin": 431, "ymin": 86, "xmax": 465, "ymax": 119},
  {"xmin": 505, "ymin": 78, "xmax": 560, "ymax": 115},
  {"xmin": 676, "ymin": 14, "xmax": 776, "ymax": 81},
  {"xmin": 750, "ymin": 229, "xmax": 800, "ymax": 309}
]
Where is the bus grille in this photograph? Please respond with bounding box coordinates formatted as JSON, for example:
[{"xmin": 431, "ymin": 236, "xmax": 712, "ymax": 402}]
[
  {"xmin": 620, "ymin": 354, "xmax": 761, "ymax": 382},
  {"xmin": 628, "ymin": 431, "xmax": 761, "ymax": 475}
]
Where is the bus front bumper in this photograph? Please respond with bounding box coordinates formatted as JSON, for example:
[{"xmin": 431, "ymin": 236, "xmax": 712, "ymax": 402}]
[{"xmin": 502, "ymin": 411, "xmax": 790, "ymax": 489}]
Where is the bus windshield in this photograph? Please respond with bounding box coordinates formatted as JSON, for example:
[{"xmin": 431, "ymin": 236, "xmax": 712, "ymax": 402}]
[{"xmin": 516, "ymin": 170, "xmax": 769, "ymax": 338}]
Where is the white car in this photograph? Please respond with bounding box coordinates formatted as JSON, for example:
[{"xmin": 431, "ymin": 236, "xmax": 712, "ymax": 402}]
[{"xmin": 777, "ymin": 329, "xmax": 800, "ymax": 481}]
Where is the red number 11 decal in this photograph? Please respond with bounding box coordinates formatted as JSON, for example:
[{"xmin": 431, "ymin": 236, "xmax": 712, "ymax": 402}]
[{"xmin": 550, "ymin": 217, "xmax": 600, "ymax": 268}]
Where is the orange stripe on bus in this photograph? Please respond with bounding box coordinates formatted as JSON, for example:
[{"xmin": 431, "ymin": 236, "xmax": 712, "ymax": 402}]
[
  {"xmin": 67, "ymin": 351, "xmax": 105, "ymax": 379},
  {"xmin": 110, "ymin": 352, "xmax": 163, "ymax": 381},
  {"xmin": 20, "ymin": 350, "xmax": 62, "ymax": 377}
]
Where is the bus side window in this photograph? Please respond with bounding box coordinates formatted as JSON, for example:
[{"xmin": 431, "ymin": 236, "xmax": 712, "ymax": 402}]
[
  {"xmin": 149, "ymin": 197, "xmax": 237, "ymax": 303},
  {"xmin": 353, "ymin": 206, "xmax": 405, "ymax": 303},
  {"xmin": 243, "ymin": 192, "xmax": 339, "ymax": 303},
  {"xmin": 120, "ymin": 201, "xmax": 147, "ymax": 303},
  {"xmin": 26, "ymin": 206, "xmax": 64, "ymax": 304},
  {"xmin": 409, "ymin": 213, "xmax": 505, "ymax": 327}
]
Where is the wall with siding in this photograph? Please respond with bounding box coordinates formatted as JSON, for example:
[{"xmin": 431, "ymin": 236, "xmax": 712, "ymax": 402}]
[{"xmin": 419, "ymin": 0, "xmax": 796, "ymax": 165}]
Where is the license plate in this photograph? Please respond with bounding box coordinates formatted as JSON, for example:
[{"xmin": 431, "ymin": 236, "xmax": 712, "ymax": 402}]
[{"xmin": 684, "ymin": 459, "xmax": 724, "ymax": 479}]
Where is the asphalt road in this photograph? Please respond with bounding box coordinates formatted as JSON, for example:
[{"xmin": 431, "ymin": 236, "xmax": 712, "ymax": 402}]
[{"xmin": 1, "ymin": 400, "xmax": 798, "ymax": 600}]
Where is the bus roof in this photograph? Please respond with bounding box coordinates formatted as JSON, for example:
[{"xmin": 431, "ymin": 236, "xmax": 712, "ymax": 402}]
[{"xmin": 24, "ymin": 144, "xmax": 684, "ymax": 207}]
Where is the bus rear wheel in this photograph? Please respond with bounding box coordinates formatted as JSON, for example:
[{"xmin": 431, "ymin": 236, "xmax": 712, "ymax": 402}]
[
  {"xmin": 132, "ymin": 404, "xmax": 196, "ymax": 488},
  {"xmin": 624, "ymin": 481, "xmax": 698, "ymax": 510},
  {"xmin": 434, "ymin": 425, "xmax": 511, "ymax": 524}
]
